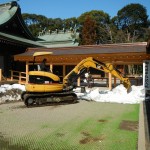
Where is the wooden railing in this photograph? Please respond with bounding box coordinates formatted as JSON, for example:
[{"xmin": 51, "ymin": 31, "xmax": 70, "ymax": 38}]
[
  {"xmin": 10, "ymin": 70, "xmax": 26, "ymax": 84},
  {"xmin": 0, "ymin": 69, "xmax": 7, "ymax": 81}
]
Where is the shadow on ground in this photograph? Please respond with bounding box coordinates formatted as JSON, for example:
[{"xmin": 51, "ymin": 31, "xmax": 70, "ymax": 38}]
[{"xmin": 144, "ymin": 100, "xmax": 150, "ymax": 149}]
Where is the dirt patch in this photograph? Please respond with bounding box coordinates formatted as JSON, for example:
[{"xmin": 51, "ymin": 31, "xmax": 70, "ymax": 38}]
[
  {"xmin": 119, "ymin": 120, "xmax": 138, "ymax": 131},
  {"xmin": 0, "ymin": 132, "xmax": 28, "ymax": 150},
  {"xmin": 9, "ymin": 104, "xmax": 26, "ymax": 110},
  {"xmin": 80, "ymin": 131, "xmax": 105, "ymax": 144},
  {"xmin": 81, "ymin": 131, "xmax": 91, "ymax": 137},
  {"xmin": 80, "ymin": 135, "xmax": 105, "ymax": 144},
  {"xmin": 98, "ymin": 119, "xmax": 108, "ymax": 123},
  {"xmin": 0, "ymin": 100, "xmax": 22, "ymax": 106},
  {"xmin": 56, "ymin": 133, "xmax": 65, "ymax": 137}
]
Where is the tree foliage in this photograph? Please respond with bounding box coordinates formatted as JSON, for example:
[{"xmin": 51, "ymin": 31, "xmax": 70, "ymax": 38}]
[
  {"xmin": 117, "ymin": 3, "xmax": 148, "ymax": 30},
  {"xmin": 22, "ymin": 14, "xmax": 78, "ymax": 37},
  {"xmin": 112, "ymin": 3, "xmax": 149, "ymax": 42},
  {"xmin": 80, "ymin": 15, "xmax": 97, "ymax": 45},
  {"xmin": 22, "ymin": 3, "xmax": 150, "ymax": 43},
  {"xmin": 78, "ymin": 10, "xmax": 110, "ymax": 25},
  {"xmin": 78, "ymin": 10, "xmax": 112, "ymax": 44}
]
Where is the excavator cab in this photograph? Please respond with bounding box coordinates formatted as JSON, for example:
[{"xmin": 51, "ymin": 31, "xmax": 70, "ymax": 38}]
[{"xmin": 25, "ymin": 52, "xmax": 64, "ymax": 93}]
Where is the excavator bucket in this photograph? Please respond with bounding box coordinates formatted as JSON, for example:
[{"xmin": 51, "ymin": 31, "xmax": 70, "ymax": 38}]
[{"xmin": 123, "ymin": 78, "xmax": 131, "ymax": 93}]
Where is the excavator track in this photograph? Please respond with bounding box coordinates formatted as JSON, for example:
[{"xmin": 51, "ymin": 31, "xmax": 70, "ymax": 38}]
[{"xmin": 21, "ymin": 91, "xmax": 77, "ymax": 107}]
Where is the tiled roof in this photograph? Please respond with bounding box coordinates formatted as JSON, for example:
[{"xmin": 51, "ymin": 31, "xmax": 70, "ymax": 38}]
[
  {"xmin": 38, "ymin": 30, "xmax": 79, "ymax": 47},
  {"xmin": 0, "ymin": 32, "xmax": 44, "ymax": 47}
]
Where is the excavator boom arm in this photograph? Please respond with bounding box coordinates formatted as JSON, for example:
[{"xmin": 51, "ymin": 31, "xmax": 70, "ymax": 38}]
[{"xmin": 63, "ymin": 57, "xmax": 131, "ymax": 91}]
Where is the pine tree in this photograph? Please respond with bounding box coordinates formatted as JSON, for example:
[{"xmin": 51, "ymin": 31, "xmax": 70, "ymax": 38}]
[{"xmin": 81, "ymin": 15, "xmax": 97, "ymax": 45}]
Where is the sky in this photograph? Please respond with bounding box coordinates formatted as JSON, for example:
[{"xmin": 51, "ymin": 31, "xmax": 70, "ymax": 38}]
[{"xmin": 0, "ymin": 0, "xmax": 150, "ymax": 19}]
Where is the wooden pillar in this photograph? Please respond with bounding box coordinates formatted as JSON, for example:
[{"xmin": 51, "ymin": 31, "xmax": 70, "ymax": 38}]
[
  {"xmin": 113, "ymin": 64, "xmax": 116, "ymax": 88},
  {"xmin": 50, "ymin": 64, "xmax": 53, "ymax": 73},
  {"xmin": 114, "ymin": 77, "xmax": 116, "ymax": 88},
  {"xmin": 19, "ymin": 72, "xmax": 21, "ymax": 83},
  {"xmin": 77, "ymin": 77, "xmax": 80, "ymax": 86},
  {"xmin": 0, "ymin": 69, "xmax": 2, "ymax": 81},
  {"xmin": 63, "ymin": 65, "xmax": 66, "ymax": 79},
  {"xmin": 77, "ymin": 71, "xmax": 80, "ymax": 86},
  {"xmin": 10, "ymin": 70, "xmax": 13, "ymax": 81},
  {"xmin": 105, "ymin": 73, "xmax": 109, "ymax": 87},
  {"xmin": 109, "ymin": 72, "xmax": 112, "ymax": 90},
  {"xmin": 26, "ymin": 61, "xmax": 29, "ymax": 83}
]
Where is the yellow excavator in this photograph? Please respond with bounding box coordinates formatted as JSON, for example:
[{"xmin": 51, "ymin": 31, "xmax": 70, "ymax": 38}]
[{"xmin": 21, "ymin": 54, "xmax": 131, "ymax": 106}]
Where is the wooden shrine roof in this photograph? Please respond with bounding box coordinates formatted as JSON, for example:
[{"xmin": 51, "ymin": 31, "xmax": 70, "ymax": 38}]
[
  {"xmin": 14, "ymin": 42, "xmax": 150, "ymax": 65},
  {"xmin": 0, "ymin": 1, "xmax": 35, "ymax": 40}
]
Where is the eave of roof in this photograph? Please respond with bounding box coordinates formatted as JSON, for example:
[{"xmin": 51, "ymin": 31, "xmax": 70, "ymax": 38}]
[
  {"xmin": 0, "ymin": 2, "xmax": 17, "ymax": 25},
  {"xmin": 15, "ymin": 42, "xmax": 147, "ymax": 57},
  {"xmin": 0, "ymin": 32, "xmax": 45, "ymax": 47},
  {"xmin": 13, "ymin": 42, "xmax": 150, "ymax": 65},
  {"xmin": 0, "ymin": 1, "xmax": 35, "ymax": 40}
]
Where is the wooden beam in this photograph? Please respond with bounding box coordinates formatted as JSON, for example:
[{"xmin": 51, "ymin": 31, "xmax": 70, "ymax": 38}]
[{"xmin": 109, "ymin": 72, "xmax": 112, "ymax": 90}]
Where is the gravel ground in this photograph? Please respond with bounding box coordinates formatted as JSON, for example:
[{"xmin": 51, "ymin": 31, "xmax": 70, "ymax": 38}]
[{"xmin": 0, "ymin": 100, "xmax": 139, "ymax": 150}]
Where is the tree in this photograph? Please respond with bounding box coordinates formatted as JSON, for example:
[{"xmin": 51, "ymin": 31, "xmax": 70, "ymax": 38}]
[
  {"xmin": 112, "ymin": 3, "xmax": 149, "ymax": 42},
  {"xmin": 22, "ymin": 4, "xmax": 149, "ymax": 42},
  {"xmin": 63, "ymin": 17, "xmax": 78, "ymax": 29},
  {"xmin": 141, "ymin": 27, "xmax": 150, "ymax": 41},
  {"xmin": 22, "ymin": 13, "xmax": 50, "ymax": 36},
  {"xmin": 117, "ymin": 3, "xmax": 148, "ymax": 29},
  {"xmin": 80, "ymin": 15, "xmax": 97, "ymax": 45},
  {"xmin": 78, "ymin": 10, "xmax": 112, "ymax": 44},
  {"xmin": 22, "ymin": 13, "xmax": 64, "ymax": 37},
  {"xmin": 78, "ymin": 10, "xmax": 110, "ymax": 25}
]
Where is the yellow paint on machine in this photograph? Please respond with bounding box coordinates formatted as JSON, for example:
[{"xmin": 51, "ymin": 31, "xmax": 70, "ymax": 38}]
[
  {"xmin": 29, "ymin": 71, "xmax": 60, "ymax": 81},
  {"xmin": 25, "ymin": 84, "xmax": 63, "ymax": 92}
]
